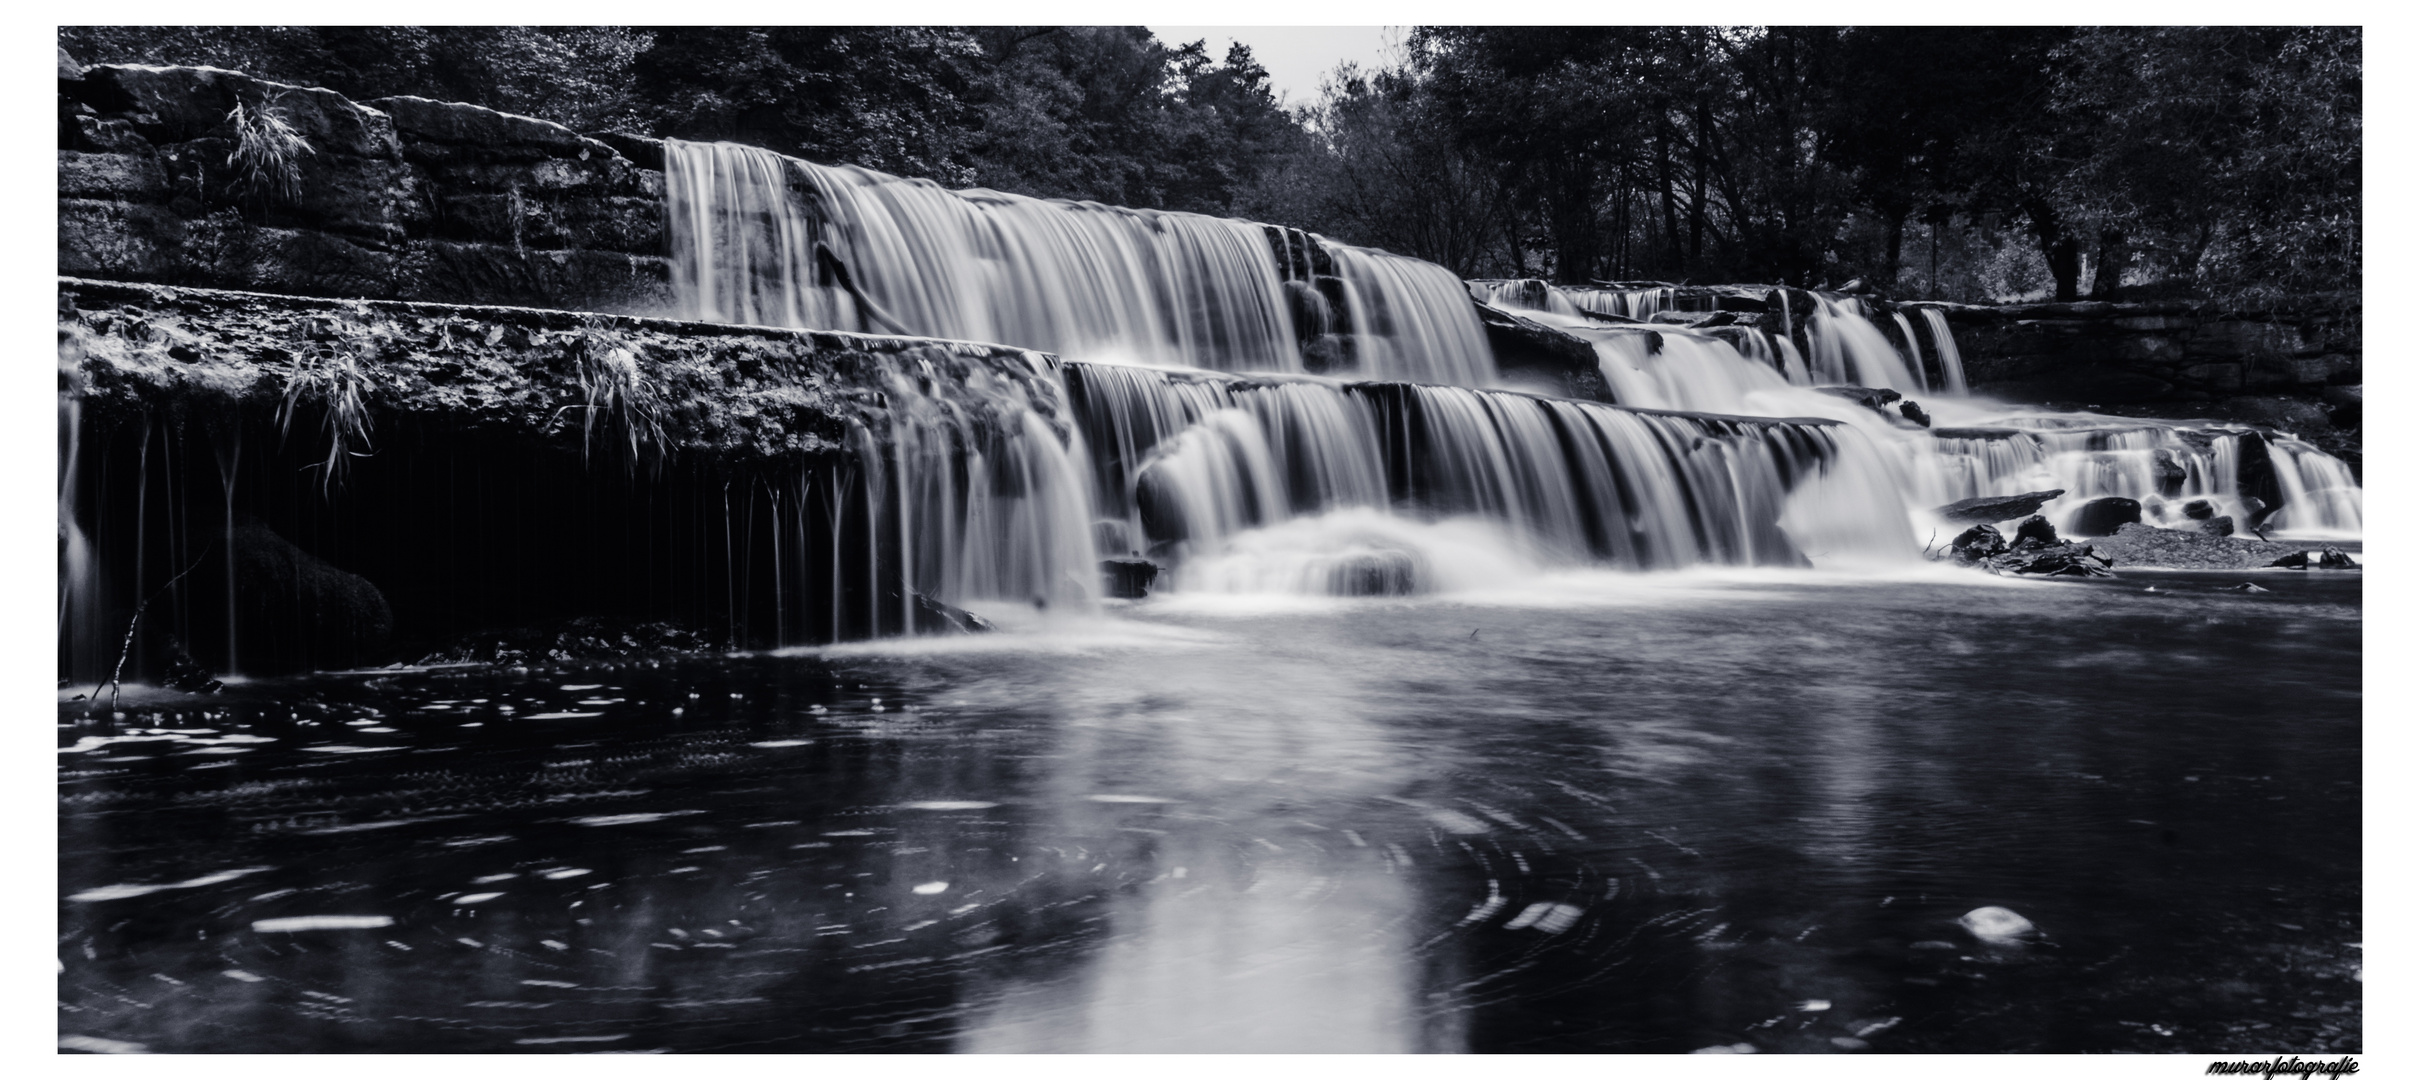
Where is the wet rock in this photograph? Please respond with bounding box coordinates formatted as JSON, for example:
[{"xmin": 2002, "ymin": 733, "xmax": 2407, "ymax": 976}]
[
  {"xmin": 2273, "ymin": 547, "xmax": 2358, "ymax": 571},
  {"xmin": 2198, "ymin": 515, "xmax": 2236, "ymax": 537},
  {"xmin": 158, "ymin": 636, "xmax": 224, "ymax": 694},
  {"xmin": 2228, "ymin": 583, "xmax": 2270, "ymax": 594},
  {"xmin": 1815, "ymin": 385, "xmax": 1902, "ymax": 409},
  {"xmin": 231, "ymin": 516, "xmax": 392, "ymax": 673},
  {"xmin": 2182, "ymin": 498, "xmax": 2217, "ymax": 520},
  {"xmin": 2069, "ymin": 496, "xmax": 2143, "ymax": 537},
  {"xmin": 1987, "ymin": 540, "xmax": 2112, "ymax": 578},
  {"xmin": 1471, "ymin": 300, "xmax": 1611, "ymax": 402},
  {"xmin": 1946, "ymin": 524, "xmax": 2007, "ymax": 564},
  {"xmin": 1101, "ymin": 557, "xmax": 1159, "ymax": 600},
  {"xmin": 1326, "ymin": 551, "xmax": 1423, "ymax": 596},
  {"xmin": 912, "ymin": 593, "xmax": 995, "ymax": 634},
  {"xmin": 1898, "ymin": 400, "xmax": 1932, "ymax": 427},
  {"xmin": 1830, "ymin": 1037, "xmax": 1871, "ymax": 1051},
  {"xmin": 2092, "ymin": 523, "xmax": 2305, "ymax": 570},
  {"xmin": 1959, "ymin": 905, "xmax": 2036, "ymax": 943},
  {"xmin": 1936, "ymin": 489, "xmax": 2065, "ymax": 524},
  {"xmin": 2013, "ymin": 515, "xmax": 2060, "ymax": 546}
]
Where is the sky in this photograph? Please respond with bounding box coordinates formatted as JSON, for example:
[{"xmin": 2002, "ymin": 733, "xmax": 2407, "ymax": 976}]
[{"xmin": 1145, "ymin": 26, "xmax": 1402, "ymax": 108}]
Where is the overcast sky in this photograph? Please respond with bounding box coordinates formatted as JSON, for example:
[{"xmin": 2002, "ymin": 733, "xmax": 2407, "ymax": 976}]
[{"xmin": 1146, "ymin": 26, "xmax": 1402, "ymax": 108}]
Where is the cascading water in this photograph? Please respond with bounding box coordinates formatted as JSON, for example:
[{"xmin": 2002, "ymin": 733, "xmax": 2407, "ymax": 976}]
[
  {"xmin": 1483, "ymin": 282, "xmax": 2363, "ymax": 544},
  {"xmin": 656, "ymin": 139, "xmax": 2357, "ymax": 622},
  {"xmin": 1064, "ymin": 361, "xmax": 1907, "ymax": 592},
  {"xmin": 664, "ymin": 140, "xmax": 1495, "ymax": 386},
  {"xmin": 1889, "ymin": 310, "xmax": 1929, "ymax": 393},
  {"xmin": 1917, "ymin": 307, "xmax": 1970, "ymax": 397}
]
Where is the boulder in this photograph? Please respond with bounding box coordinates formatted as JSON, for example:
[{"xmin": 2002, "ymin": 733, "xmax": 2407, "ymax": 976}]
[
  {"xmin": 1101, "ymin": 557, "xmax": 1159, "ymax": 599},
  {"xmin": 2197, "ymin": 515, "xmax": 2235, "ymax": 537},
  {"xmin": 2181, "ymin": 498, "xmax": 2216, "ymax": 520},
  {"xmin": 231, "ymin": 516, "xmax": 393, "ymax": 674},
  {"xmin": 911, "ymin": 592, "xmax": 995, "ymax": 634},
  {"xmin": 1814, "ymin": 385, "xmax": 1902, "ymax": 409},
  {"xmin": 1959, "ymin": 906, "xmax": 2036, "ymax": 944},
  {"xmin": 2012, "ymin": 515, "xmax": 2059, "ymax": 546},
  {"xmin": 2069, "ymin": 496, "xmax": 2142, "ymax": 537},
  {"xmin": 1987, "ymin": 540, "xmax": 2112, "ymax": 578},
  {"xmin": 1898, "ymin": 400, "xmax": 1932, "ymax": 427},
  {"xmin": 1946, "ymin": 524, "xmax": 2007, "ymax": 563},
  {"xmin": 2273, "ymin": 547, "xmax": 2358, "ymax": 571},
  {"xmin": 1470, "ymin": 300, "xmax": 1611, "ymax": 402},
  {"xmin": 1936, "ymin": 489, "xmax": 2065, "ymax": 524}
]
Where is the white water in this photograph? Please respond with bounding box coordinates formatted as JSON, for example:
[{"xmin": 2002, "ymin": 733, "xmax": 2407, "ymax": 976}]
[
  {"xmin": 665, "ymin": 140, "xmax": 1492, "ymax": 386},
  {"xmin": 1485, "ymin": 286, "xmax": 2364, "ymax": 544},
  {"xmin": 655, "ymin": 147, "xmax": 2360, "ymax": 612}
]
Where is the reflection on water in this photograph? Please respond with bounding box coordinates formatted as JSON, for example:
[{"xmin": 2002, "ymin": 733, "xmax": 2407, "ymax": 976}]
[{"xmin": 58, "ymin": 570, "xmax": 2361, "ymax": 1053}]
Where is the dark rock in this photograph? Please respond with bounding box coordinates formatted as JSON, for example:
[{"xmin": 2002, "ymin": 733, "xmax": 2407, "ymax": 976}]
[
  {"xmin": 1101, "ymin": 557, "xmax": 1159, "ymax": 600},
  {"xmin": 2229, "ymin": 582, "xmax": 2269, "ymax": 593},
  {"xmin": 1815, "ymin": 385, "xmax": 1902, "ymax": 408},
  {"xmin": 231, "ymin": 516, "xmax": 393, "ymax": 673},
  {"xmin": 1936, "ymin": 489, "xmax": 2065, "ymax": 524},
  {"xmin": 912, "ymin": 593, "xmax": 995, "ymax": 633},
  {"xmin": 2092, "ymin": 523, "xmax": 2305, "ymax": 569},
  {"xmin": 1946, "ymin": 524, "xmax": 2007, "ymax": 563},
  {"xmin": 1987, "ymin": 540, "xmax": 2112, "ymax": 578},
  {"xmin": 2013, "ymin": 515, "xmax": 2059, "ymax": 545},
  {"xmin": 2276, "ymin": 546, "xmax": 2358, "ymax": 571},
  {"xmin": 2198, "ymin": 515, "xmax": 2235, "ymax": 537},
  {"xmin": 2069, "ymin": 496, "xmax": 2143, "ymax": 537},
  {"xmin": 1326, "ymin": 551, "xmax": 1423, "ymax": 596},
  {"xmin": 1930, "ymin": 427, "xmax": 2025, "ymax": 441},
  {"xmin": 158, "ymin": 636, "xmax": 224, "ymax": 693},
  {"xmin": 2182, "ymin": 498, "xmax": 2216, "ymax": 520},
  {"xmin": 1471, "ymin": 300, "xmax": 1610, "ymax": 402},
  {"xmin": 59, "ymin": 46, "xmax": 83, "ymax": 81},
  {"xmin": 1898, "ymin": 399, "xmax": 1931, "ymax": 427}
]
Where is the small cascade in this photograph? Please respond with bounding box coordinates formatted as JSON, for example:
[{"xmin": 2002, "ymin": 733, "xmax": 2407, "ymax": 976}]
[
  {"xmin": 1917, "ymin": 307, "xmax": 1970, "ymax": 396},
  {"xmin": 1467, "ymin": 281, "xmax": 2363, "ymax": 546},
  {"xmin": 1889, "ymin": 310, "xmax": 1930, "ymax": 393},
  {"xmin": 1063, "ymin": 361, "xmax": 1901, "ymax": 593},
  {"xmin": 663, "ymin": 140, "xmax": 1497, "ymax": 385},
  {"xmin": 1327, "ymin": 246, "xmax": 1496, "ymax": 386},
  {"xmin": 1805, "ymin": 295, "xmax": 1921, "ymax": 391}
]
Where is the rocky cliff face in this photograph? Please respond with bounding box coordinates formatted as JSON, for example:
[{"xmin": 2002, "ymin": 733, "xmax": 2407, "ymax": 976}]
[
  {"xmin": 1907, "ymin": 298, "xmax": 2360, "ymax": 404},
  {"xmin": 59, "ymin": 62, "xmax": 673, "ymax": 314},
  {"xmin": 61, "ymin": 278, "xmax": 1067, "ymax": 465}
]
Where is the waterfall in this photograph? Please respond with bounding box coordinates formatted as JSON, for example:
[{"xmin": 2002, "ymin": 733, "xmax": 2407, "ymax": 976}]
[
  {"xmin": 1889, "ymin": 310, "xmax": 1930, "ymax": 394},
  {"xmin": 1806, "ymin": 295, "xmax": 1920, "ymax": 391},
  {"xmin": 663, "ymin": 140, "xmax": 1496, "ymax": 385},
  {"xmin": 1063, "ymin": 362, "xmax": 1900, "ymax": 591},
  {"xmin": 1326, "ymin": 246, "xmax": 1496, "ymax": 386},
  {"xmin": 1917, "ymin": 307, "xmax": 1970, "ymax": 396}
]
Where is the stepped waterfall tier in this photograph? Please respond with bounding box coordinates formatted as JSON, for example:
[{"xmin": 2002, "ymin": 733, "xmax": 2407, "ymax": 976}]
[{"xmin": 56, "ymin": 52, "xmax": 2360, "ymax": 1058}]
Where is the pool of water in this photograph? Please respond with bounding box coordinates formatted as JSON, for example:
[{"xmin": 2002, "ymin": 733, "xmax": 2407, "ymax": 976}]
[{"xmin": 58, "ymin": 567, "xmax": 2362, "ymax": 1053}]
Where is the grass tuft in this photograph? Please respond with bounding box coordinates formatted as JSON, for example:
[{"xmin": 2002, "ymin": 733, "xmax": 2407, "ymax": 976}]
[{"xmin": 226, "ymin": 99, "xmax": 315, "ymax": 206}]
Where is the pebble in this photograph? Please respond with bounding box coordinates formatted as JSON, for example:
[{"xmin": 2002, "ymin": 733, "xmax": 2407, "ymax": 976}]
[{"xmin": 1959, "ymin": 905, "xmax": 2035, "ymax": 943}]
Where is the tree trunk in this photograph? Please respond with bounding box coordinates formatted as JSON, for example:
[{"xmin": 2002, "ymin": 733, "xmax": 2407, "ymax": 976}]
[
  {"xmin": 2023, "ymin": 197, "xmax": 2081, "ymax": 302},
  {"xmin": 1883, "ymin": 213, "xmax": 1904, "ymax": 295},
  {"xmin": 2089, "ymin": 227, "xmax": 2128, "ymax": 300}
]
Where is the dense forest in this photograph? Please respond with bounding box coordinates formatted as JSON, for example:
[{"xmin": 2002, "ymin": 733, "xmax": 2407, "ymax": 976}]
[{"xmin": 63, "ymin": 25, "xmax": 2359, "ymax": 306}]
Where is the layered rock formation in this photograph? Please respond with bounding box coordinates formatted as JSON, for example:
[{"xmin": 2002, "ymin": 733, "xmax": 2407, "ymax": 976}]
[{"xmin": 60, "ymin": 62, "xmax": 672, "ymax": 314}]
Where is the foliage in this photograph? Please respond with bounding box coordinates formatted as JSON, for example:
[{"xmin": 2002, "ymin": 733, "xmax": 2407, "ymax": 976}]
[
  {"xmin": 64, "ymin": 25, "xmax": 2360, "ymax": 304},
  {"xmin": 225, "ymin": 99, "xmax": 314, "ymax": 206}
]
